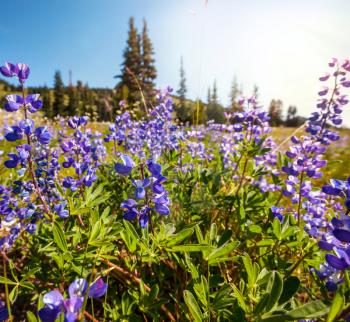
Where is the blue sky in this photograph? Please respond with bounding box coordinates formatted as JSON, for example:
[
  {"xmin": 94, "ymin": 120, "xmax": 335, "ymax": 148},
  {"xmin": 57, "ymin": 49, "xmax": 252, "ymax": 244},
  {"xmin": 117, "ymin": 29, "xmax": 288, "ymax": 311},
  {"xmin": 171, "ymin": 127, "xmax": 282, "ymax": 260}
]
[{"xmin": 2, "ymin": 0, "xmax": 350, "ymax": 122}]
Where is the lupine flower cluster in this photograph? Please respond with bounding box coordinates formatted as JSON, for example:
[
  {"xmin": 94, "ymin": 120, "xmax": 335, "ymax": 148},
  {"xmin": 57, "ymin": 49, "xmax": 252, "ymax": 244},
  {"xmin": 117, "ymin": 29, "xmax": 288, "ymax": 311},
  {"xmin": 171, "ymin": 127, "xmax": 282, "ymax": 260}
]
[
  {"xmin": 105, "ymin": 87, "xmax": 179, "ymax": 158},
  {"xmin": 60, "ymin": 116, "xmax": 106, "ymax": 192},
  {"xmin": 272, "ymin": 58, "xmax": 350, "ymax": 291},
  {"xmin": 115, "ymin": 155, "xmax": 170, "ymax": 228},
  {"xmin": 0, "ymin": 62, "xmax": 62, "ymax": 249},
  {"xmin": 39, "ymin": 277, "xmax": 107, "ymax": 322}
]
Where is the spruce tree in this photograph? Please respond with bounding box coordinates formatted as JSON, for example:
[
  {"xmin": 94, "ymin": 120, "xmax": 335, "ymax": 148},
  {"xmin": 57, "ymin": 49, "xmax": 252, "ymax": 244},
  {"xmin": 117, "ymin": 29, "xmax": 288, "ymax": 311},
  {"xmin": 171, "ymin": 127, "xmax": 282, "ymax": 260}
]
[
  {"xmin": 118, "ymin": 17, "xmax": 142, "ymax": 106},
  {"xmin": 53, "ymin": 71, "xmax": 65, "ymax": 117},
  {"xmin": 268, "ymin": 99, "xmax": 283, "ymax": 126},
  {"xmin": 207, "ymin": 80, "xmax": 225, "ymax": 123},
  {"xmin": 176, "ymin": 57, "xmax": 190, "ymax": 122},
  {"xmin": 252, "ymin": 84, "xmax": 259, "ymax": 108},
  {"xmin": 141, "ymin": 19, "xmax": 157, "ymax": 105},
  {"xmin": 229, "ymin": 77, "xmax": 243, "ymax": 112},
  {"xmin": 67, "ymin": 85, "xmax": 79, "ymax": 116}
]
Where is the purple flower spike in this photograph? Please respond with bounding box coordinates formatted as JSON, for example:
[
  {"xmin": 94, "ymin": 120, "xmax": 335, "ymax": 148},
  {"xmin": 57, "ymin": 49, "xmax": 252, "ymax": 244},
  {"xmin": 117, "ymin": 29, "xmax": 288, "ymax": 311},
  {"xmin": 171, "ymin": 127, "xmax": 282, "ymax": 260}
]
[
  {"xmin": 115, "ymin": 154, "xmax": 135, "ymax": 176},
  {"xmin": 147, "ymin": 159, "xmax": 162, "ymax": 178},
  {"xmin": 88, "ymin": 277, "xmax": 108, "ymax": 298}
]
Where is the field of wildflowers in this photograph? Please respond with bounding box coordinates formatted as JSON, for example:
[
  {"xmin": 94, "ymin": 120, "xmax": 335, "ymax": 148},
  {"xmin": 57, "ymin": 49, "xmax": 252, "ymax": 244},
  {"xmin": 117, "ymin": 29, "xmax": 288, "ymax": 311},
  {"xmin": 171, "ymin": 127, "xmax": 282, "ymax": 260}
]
[{"xmin": 0, "ymin": 59, "xmax": 350, "ymax": 321}]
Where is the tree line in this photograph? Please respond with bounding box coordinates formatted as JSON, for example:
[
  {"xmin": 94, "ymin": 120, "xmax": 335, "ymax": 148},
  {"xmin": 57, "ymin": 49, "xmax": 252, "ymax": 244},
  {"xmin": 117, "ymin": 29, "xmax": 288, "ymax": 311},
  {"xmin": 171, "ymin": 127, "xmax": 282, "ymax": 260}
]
[{"xmin": 0, "ymin": 17, "xmax": 304, "ymax": 126}]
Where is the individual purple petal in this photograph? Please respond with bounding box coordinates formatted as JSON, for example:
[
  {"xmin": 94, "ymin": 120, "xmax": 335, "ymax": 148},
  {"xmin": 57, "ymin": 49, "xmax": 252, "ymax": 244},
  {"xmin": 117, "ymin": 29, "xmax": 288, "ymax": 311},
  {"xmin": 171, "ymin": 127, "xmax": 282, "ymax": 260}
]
[
  {"xmin": 333, "ymin": 229, "xmax": 350, "ymax": 242},
  {"xmin": 38, "ymin": 306, "xmax": 62, "ymax": 322},
  {"xmin": 88, "ymin": 277, "xmax": 108, "ymax": 298},
  {"xmin": 35, "ymin": 127, "xmax": 52, "ymax": 145},
  {"xmin": 115, "ymin": 163, "xmax": 133, "ymax": 175},
  {"xmin": 121, "ymin": 199, "xmax": 137, "ymax": 210},
  {"xmin": 325, "ymin": 254, "xmax": 349, "ymax": 270},
  {"xmin": 318, "ymin": 240, "xmax": 334, "ymax": 251},
  {"xmin": 0, "ymin": 62, "xmax": 17, "ymax": 77},
  {"xmin": 318, "ymin": 87, "xmax": 329, "ymax": 96},
  {"xmin": 319, "ymin": 73, "xmax": 330, "ymax": 81},
  {"xmin": 68, "ymin": 279, "xmax": 88, "ymax": 298},
  {"xmin": 16, "ymin": 63, "xmax": 30, "ymax": 82},
  {"xmin": 4, "ymin": 94, "xmax": 23, "ymax": 112},
  {"xmin": 139, "ymin": 214, "xmax": 149, "ymax": 228},
  {"xmin": 135, "ymin": 187, "xmax": 146, "ymax": 199},
  {"xmin": 63, "ymin": 297, "xmax": 83, "ymax": 322},
  {"xmin": 147, "ymin": 159, "xmax": 162, "ymax": 177},
  {"xmin": 4, "ymin": 126, "xmax": 23, "ymax": 142},
  {"xmin": 155, "ymin": 203, "xmax": 170, "ymax": 216},
  {"xmin": 43, "ymin": 290, "xmax": 63, "ymax": 308},
  {"xmin": 123, "ymin": 210, "xmax": 138, "ymax": 221}
]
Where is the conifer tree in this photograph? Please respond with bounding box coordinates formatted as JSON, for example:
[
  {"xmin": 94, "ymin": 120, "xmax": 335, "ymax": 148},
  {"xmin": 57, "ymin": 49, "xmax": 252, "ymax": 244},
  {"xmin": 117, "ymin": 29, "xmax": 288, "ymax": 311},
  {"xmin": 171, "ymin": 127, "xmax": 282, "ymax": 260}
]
[
  {"xmin": 141, "ymin": 19, "xmax": 157, "ymax": 104},
  {"xmin": 67, "ymin": 85, "xmax": 79, "ymax": 116},
  {"xmin": 268, "ymin": 99, "xmax": 284, "ymax": 126},
  {"xmin": 252, "ymin": 84, "xmax": 259, "ymax": 108},
  {"xmin": 207, "ymin": 80, "xmax": 225, "ymax": 123},
  {"xmin": 229, "ymin": 77, "xmax": 243, "ymax": 112},
  {"xmin": 118, "ymin": 17, "xmax": 142, "ymax": 105},
  {"xmin": 176, "ymin": 57, "xmax": 190, "ymax": 122},
  {"xmin": 53, "ymin": 71, "xmax": 65, "ymax": 116}
]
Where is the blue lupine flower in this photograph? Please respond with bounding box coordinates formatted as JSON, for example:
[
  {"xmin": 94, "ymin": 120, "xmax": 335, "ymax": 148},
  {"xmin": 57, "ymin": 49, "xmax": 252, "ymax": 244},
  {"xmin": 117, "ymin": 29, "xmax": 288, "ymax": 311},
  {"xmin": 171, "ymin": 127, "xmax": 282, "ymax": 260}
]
[
  {"xmin": 88, "ymin": 277, "xmax": 108, "ymax": 298},
  {"xmin": 4, "ymin": 126, "xmax": 23, "ymax": 142},
  {"xmin": 132, "ymin": 178, "xmax": 150, "ymax": 199},
  {"xmin": 115, "ymin": 154, "xmax": 135, "ymax": 176},
  {"xmin": 35, "ymin": 127, "xmax": 52, "ymax": 145}
]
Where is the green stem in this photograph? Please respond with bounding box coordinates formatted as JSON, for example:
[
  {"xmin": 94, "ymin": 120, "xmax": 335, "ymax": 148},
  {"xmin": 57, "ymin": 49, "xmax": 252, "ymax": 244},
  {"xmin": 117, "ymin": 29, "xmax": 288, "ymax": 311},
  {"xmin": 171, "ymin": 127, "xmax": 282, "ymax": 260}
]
[{"xmin": 2, "ymin": 252, "xmax": 12, "ymax": 321}]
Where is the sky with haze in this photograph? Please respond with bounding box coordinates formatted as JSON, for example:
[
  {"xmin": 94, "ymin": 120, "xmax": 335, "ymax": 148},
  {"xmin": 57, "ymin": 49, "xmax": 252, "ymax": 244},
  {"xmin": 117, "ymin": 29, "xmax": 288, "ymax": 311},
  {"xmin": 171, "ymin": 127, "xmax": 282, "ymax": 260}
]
[{"xmin": 1, "ymin": 0, "xmax": 350, "ymax": 123}]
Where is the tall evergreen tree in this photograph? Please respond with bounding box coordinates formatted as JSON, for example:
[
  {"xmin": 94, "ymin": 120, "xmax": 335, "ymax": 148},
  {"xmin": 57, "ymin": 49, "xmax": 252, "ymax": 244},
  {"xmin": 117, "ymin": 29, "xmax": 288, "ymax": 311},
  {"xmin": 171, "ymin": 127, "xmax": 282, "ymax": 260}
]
[
  {"xmin": 53, "ymin": 71, "xmax": 65, "ymax": 117},
  {"xmin": 229, "ymin": 76, "xmax": 242, "ymax": 112},
  {"xmin": 176, "ymin": 57, "xmax": 190, "ymax": 122},
  {"xmin": 285, "ymin": 105, "xmax": 301, "ymax": 127},
  {"xmin": 268, "ymin": 99, "xmax": 284, "ymax": 126},
  {"xmin": 118, "ymin": 17, "xmax": 142, "ymax": 106},
  {"xmin": 207, "ymin": 80, "xmax": 225, "ymax": 123},
  {"xmin": 67, "ymin": 85, "xmax": 79, "ymax": 116},
  {"xmin": 252, "ymin": 84, "xmax": 259, "ymax": 108},
  {"xmin": 207, "ymin": 87, "xmax": 211, "ymax": 104},
  {"xmin": 141, "ymin": 19, "xmax": 157, "ymax": 104},
  {"xmin": 41, "ymin": 85, "xmax": 52, "ymax": 118}
]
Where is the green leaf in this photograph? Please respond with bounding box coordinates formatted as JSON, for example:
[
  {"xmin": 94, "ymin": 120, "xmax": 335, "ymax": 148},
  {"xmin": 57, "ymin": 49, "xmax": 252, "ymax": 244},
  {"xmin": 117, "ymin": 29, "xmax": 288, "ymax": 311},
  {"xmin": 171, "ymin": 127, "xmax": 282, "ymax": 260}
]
[
  {"xmin": 272, "ymin": 218, "xmax": 281, "ymax": 239},
  {"xmin": 327, "ymin": 291, "xmax": 344, "ymax": 322},
  {"xmin": 248, "ymin": 225, "xmax": 262, "ymax": 234},
  {"xmin": 231, "ymin": 283, "xmax": 248, "ymax": 313},
  {"xmin": 0, "ymin": 276, "xmax": 17, "ymax": 285},
  {"xmin": 217, "ymin": 230, "xmax": 233, "ymax": 247},
  {"xmin": 123, "ymin": 220, "xmax": 139, "ymax": 242},
  {"xmin": 149, "ymin": 284, "xmax": 159, "ymax": 301},
  {"xmin": 168, "ymin": 244, "xmax": 214, "ymax": 252},
  {"xmin": 265, "ymin": 271, "xmax": 283, "ymax": 312},
  {"xmin": 26, "ymin": 312, "xmax": 38, "ymax": 322},
  {"xmin": 209, "ymin": 223, "xmax": 217, "ymax": 241},
  {"xmin": 53, "ymin": 221, "xmax": 68, "ymax": 252},
  {"xmin": 242, "ymin": 254, "xmax": 259, "ymax": 288},
  {"xmin": 88, "ymin": 220, "xmax": 101, "ymax": 244},
  {"xmin": 286, "ymin": 300, "xmax": 329, "ymax": 319},
  {"xmin": 183, "ymin": 290, "xmax": 203, "ymax": 322},
  {"xmin": 166, "ymin": 227, "xmax": 194, "ymax": 246},
  {"xmin": 278, "ymin": 276, "xmax": 300, "ymax": 305},
  {"xmin": 208, "ymin": 241, "xmax": 239, "ymax": 264}
]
